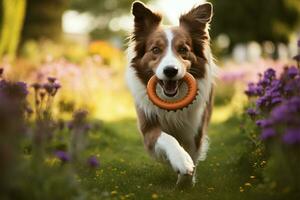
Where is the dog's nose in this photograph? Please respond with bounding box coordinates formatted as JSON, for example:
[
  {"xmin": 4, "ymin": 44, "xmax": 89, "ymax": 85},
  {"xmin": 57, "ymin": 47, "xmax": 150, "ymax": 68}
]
[{"xmin": 163, "ymin": 66, "xmax": 178, "ymax": 78}]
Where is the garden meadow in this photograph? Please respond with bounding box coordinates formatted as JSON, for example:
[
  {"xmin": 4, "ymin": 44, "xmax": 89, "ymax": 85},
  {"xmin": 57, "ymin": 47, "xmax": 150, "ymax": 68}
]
[{"xmin": 1, "ymin": 0, "xmax": 300, "ymax": 199}]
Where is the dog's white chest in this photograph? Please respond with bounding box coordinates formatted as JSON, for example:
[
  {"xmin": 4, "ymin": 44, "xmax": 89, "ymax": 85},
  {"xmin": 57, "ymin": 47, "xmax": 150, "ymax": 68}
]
[{"xmin": 157, "ymin": 97, "xmax": 204, "ymax": 134}]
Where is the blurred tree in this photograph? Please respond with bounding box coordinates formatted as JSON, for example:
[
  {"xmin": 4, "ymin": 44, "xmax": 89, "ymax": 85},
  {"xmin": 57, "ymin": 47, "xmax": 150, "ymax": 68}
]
[
  {"xmin": 0, "ymin": 0, "xmax": 26, "ymax": 60},
  {"xmin": 0, "ymin": 2, "xmax": 2, "ymax": 30},
  {"xmin": 71, "ymin": 0, "xmax": 138, "ymax": 15},
  {"xmin": 70, "ymin": 0, "xmax": 150, "ymax": 40},
  {"xmin": 209, "ymin": 0, "xmax": 300, "ymax": 48},
  {"xmin": 21, "ymin": 0, "xmax": 69, "ymax": 42}
]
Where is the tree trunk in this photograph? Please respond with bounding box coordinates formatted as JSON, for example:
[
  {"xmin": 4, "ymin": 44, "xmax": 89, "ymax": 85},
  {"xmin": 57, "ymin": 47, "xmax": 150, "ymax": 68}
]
[
  {"xmin": 21, "ymin": 0, "xmax": 69, "ymax": 42},
  {"xmin": 0, "ymin": 0, "xmax": 26, "ymax": 60}
]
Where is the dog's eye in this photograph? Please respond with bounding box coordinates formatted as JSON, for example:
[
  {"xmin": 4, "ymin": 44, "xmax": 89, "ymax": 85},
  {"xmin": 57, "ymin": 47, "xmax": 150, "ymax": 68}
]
[
  {"xmin": 178, "ymin": 46, "xmax": 188, "ymax": 54},
  {"xmin": 151, "ymin": 47, "xmax": 162, "ymax": 54}
]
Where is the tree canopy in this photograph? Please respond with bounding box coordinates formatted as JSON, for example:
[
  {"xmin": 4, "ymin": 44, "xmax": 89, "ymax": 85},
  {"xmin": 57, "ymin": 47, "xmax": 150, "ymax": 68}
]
[
  {"xmin": 209, "ymin": 0, "xmax": 300, "ymax": 47},
  {"xmin": 70, "ymin": 0, "xmax": 150, "ymax": 40}
]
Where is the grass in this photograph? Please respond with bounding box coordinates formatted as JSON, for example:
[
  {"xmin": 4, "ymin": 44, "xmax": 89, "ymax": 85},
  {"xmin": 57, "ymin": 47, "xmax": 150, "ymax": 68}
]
[
  {"xmin": 76, "ymin": 115, "xmax": 269, "ymax": 200},
  {"xmin": 3, "ymin": 72, "xmax": 296, "ymax": 200}
]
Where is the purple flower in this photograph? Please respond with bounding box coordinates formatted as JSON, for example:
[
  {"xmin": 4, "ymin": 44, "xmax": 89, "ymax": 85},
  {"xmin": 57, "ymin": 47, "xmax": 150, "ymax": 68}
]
[
  {"xmin": 287, "ymin": 66, "xmax": 299, "ymax": 78},
  {"xmin": 271, "ymin": 97, "xmax": 282, "ymax": 105},
  {"xmin": 87, "ymin": 156, "xmax": 100, "ymax": 168},
  {"xmin": 84, "ymin": 124, "xmax": 91, "ymax": 132},
  {"xmin": 282, "ymin": 129, "xmax": 300, "ymax": 144},
  {"xmin": 53, "ymin": 83, "xmax": 61, "ymax": 90},
  {"xmin": 275, "ymin": 96, "xmax": 300, "ymax": 112},
  {"xmin": 73, "ymin": 110, "xmax": 88, "ymax": 122},
  {"xmin": 256, "ymin": 96, "xmax": 267, "ymax": 108},
  {"xmin": 256, "ymin": 85, "xmax": 264, "ymax": 96},
  {"xmin": 264, "ymin": 68, "xmax": 276, "ymax": 80},
  {"xmin": 270, "ymin": 97, "xmax": 300, "ymax": 125},
  {"xmin": 284, "ymin": 81, "xmax": 294, "ymax": 93},
  {"xmin": 245, "ymin": 83, "xmax": 258, "ymax": 97},
  {"xmin": 261, "ymin": 128, "xmax": 276, "ymax": 140},
  {"xmin": 47, "ymin": 77, "xmax": 56, "ymax": 83},
  {"xmin": 269, "ymin": 96, "xmax": 300, "ymax": 129},
  {"xmin": 247, "ymin": 108, "xmax": 258, "ymax": 118},
  {"xmin": 0, "ymin": 79, "xmax": 7, "ymax": 89},
  {"xmin": 256, "ymin": 119, "xmax": 273, "ymax": 128},
  {"xmin": 43, "ymin": 83, "xmax": 54, "ymax": 94},
  {"xmin": 255, "ymin": 77, "xmax": 284, "ymax": 109},
  {"xmin": 245, "ymin": 51, "xmax": 300, "ymax": 145},
  {"xmin": 31, "ymin": 83, "xmax": 41, "ymax": 90},
  {"xmin": 270, "ymin": 79, "xmax": 282, "ymax": 90},
  {"xmin": 67, "ymin": 122, "xmax": 73, "ymax": 130},
  {"xmin": 16, "ymin": 82, "xmax": 29, "ymax": 96},
  {"xmin": 258, "ymin": 79, "xmax": 269, "ymax": 87},
  {"xmin": 55, "ymin": 150, "xmax": 70, "ymax": 162},
  {"xmin": 0, "ymin": 80, "xmax": 28, "ymax": 99}
]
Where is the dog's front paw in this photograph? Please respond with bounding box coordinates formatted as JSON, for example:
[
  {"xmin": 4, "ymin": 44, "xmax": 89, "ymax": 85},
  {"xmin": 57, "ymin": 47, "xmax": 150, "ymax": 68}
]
[{"xmin": 168, "ymin": 147, "xmax": 195, "ymax": 175}]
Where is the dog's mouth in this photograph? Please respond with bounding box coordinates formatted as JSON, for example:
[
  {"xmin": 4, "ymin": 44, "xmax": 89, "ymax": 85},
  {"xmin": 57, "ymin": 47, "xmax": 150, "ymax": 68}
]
[{"xmin": 158, "ymin": 80, "xmax": 183, "ymax": 97}]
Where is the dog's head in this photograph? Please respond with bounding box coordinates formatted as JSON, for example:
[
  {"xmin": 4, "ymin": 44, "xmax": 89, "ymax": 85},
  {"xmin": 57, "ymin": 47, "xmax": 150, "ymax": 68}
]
[{"xmin": 130, "ymin": 1, "xmax": 212, "ymax": 97}]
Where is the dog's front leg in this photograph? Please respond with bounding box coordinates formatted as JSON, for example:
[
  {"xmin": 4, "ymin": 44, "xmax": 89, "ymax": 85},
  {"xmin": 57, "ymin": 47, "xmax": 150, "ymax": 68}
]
[
  {"xmin": 136, "ymin": 107, "xmax": 194, "ymax": 176},
  {"xmin": 155, "ymin": 132, "xmax": 195, "ymax": 175}
]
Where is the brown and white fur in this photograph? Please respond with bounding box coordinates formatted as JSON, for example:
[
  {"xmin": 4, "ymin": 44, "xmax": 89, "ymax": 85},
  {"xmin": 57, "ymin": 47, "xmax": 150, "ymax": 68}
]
[{"xmin": 125, "ymin": 1, "xmax": 217, "ymax": 186}]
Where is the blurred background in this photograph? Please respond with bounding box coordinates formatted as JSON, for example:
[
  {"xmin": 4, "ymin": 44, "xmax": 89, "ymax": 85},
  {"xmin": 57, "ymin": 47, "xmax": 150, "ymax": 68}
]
[
  {"xmin": 1, "ymin": 1, "xmax": 300, "ymax": 199},
  {"xmin": 0, "ymin": 0, "xmax": 300, "ymax": 121}
]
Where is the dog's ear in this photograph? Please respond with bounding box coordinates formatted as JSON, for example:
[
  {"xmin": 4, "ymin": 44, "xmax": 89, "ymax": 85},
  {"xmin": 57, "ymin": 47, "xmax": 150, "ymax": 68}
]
[
  {"xmin": 131, "ymin": 1, "xmax": 161, "ymax": 39},
  {"xmin": 180, "ymin": 3, "xmax": 213, "ymax": 28},
  {"xmin": 179, "ymin": 3, "xmax": 212, "ymax": 62}
]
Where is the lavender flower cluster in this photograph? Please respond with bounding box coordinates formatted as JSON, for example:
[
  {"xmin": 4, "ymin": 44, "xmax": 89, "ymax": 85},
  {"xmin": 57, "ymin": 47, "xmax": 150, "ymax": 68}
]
[
  {"xmin": 0, "ymin": 69, "xmax": 30, "ymax": 132},
  {"xmin": 245, "ymin": 40, "xmax": 300, "ymax": 145},
  {"xmin": 0, "ymin": 67, "xmax": 99, "ymax": 168}
]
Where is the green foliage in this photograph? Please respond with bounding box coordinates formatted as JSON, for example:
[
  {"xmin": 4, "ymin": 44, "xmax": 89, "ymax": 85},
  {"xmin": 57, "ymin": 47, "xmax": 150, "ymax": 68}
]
[
  {"xmin": 262, "ymin": 144, "xmax": 300, "ymax": 193},
  {"xmin": 2, "ymin": 60, "xmax": 299, "ymax": 199},
  {"xmin": 0, "ymin": 73, "xmax": 94, "ymax": 200},
  {"xmin": 209, "ymin": 0, "xmax": 300, "ymax": 47},
  {"xmin": 70, "ymin": 0, "xmax": 150, "ymax": 40},
  {"xmin": 71, "ymin": 0, "xmax": 138, "ymax": 16},
  {"xmin": 241, "ymin": 103, "xmax": 300, "ymax": 197},
  {"xmin": 240, "ymin": 111, "xmax": 268, "ymax": 177},
  {"xmin": 78, "ymin": 117, "xmax": 300, "ymax": 200}
]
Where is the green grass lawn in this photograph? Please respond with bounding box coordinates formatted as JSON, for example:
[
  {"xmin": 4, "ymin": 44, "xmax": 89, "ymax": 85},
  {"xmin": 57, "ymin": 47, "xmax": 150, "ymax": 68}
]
[{"xmin": 76, "ymin": 116, "xmax": 274, "ymax": 200}]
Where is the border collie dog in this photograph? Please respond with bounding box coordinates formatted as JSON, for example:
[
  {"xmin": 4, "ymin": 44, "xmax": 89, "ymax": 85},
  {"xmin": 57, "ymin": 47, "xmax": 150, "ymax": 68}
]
[{"xmin": 126, "ymin": 1, "xmax": 217, "ymax": 186}]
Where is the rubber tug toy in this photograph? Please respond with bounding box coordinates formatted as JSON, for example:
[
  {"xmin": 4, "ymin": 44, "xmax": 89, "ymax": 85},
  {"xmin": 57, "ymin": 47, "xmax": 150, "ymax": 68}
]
[{"xmin": 146, "ymin": 72, "xmax": 198, "ymax": 111}]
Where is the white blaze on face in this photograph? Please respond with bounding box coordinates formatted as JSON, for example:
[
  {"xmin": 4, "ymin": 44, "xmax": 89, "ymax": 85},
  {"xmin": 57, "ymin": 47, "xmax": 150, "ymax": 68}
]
[{"xmin": 155, "ymin": 29, "xmax": 186, "ymax": 80}]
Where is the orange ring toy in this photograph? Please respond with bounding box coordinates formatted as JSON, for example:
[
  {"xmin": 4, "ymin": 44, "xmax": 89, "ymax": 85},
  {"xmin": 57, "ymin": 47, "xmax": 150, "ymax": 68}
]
[{"xmin": 146, "ymin": 72, "xmax": 198, "ymax": 110}]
